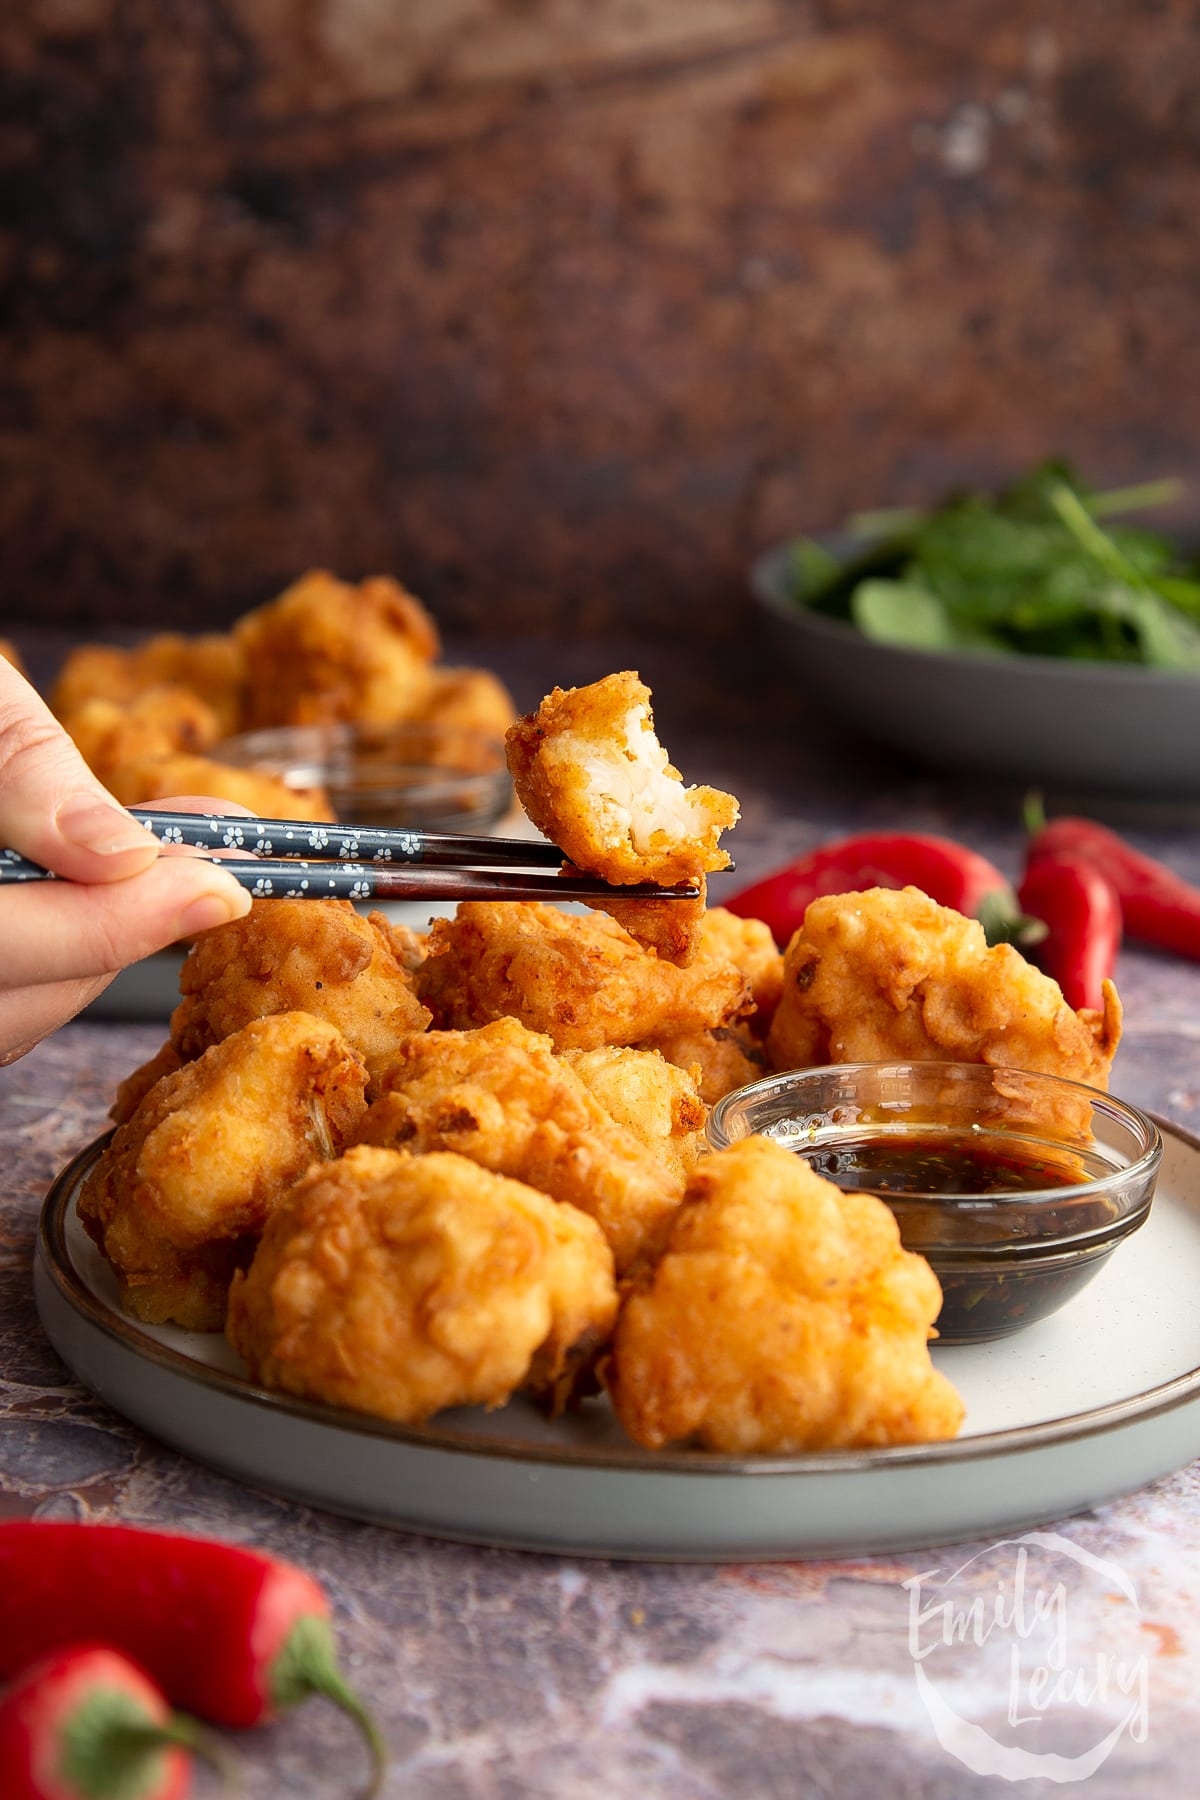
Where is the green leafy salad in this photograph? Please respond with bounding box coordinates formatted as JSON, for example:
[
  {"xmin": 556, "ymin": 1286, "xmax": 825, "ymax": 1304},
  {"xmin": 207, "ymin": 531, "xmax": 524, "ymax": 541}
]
[{"xmin": 791, "ymin": 461, "xmax": 1200, "ymax": 670}]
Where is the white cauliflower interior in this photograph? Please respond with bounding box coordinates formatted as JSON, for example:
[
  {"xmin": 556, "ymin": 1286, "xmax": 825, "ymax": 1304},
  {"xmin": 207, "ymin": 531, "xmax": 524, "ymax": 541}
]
[
  {"xmin": 505, "ymin": 671, "xmax": 738, "ymax": 891},
  {"xmin": 549, "ymin": 704, "xmax": 705, "ymax": 854}
]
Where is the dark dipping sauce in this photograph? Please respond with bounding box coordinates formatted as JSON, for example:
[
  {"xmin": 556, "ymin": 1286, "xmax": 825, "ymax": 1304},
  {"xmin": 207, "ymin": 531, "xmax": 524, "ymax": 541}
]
[{"xmin": 797, "ymin": 1127, "xmax": 1140, "ymax": 1344}]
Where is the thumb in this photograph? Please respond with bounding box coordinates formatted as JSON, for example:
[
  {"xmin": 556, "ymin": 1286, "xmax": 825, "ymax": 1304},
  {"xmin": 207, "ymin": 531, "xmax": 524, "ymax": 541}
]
[{"xmin": 0, "ymin": 659, "xmax": 161, "ymax": 883}]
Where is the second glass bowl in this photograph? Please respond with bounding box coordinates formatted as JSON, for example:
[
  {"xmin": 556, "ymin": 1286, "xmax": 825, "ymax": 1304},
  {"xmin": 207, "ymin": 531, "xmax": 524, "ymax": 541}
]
[
  {"xmin": 707, "ymin": 1061, "xmax": 1162, "ymax": 1344},
  {"xmin": 216, "ymin": 722, "xmax": 512, "ymax": 833}
]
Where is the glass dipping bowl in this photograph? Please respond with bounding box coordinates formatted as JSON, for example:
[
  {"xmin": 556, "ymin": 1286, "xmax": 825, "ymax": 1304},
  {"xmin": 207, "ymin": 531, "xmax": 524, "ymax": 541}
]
[
  {"xmin": 216, "ymin": 722, "xmax": 512, "ymax": 833},
  {"xmin": 707, "ymin": 1061, "xmax": 1163, "ymax": 1344}
]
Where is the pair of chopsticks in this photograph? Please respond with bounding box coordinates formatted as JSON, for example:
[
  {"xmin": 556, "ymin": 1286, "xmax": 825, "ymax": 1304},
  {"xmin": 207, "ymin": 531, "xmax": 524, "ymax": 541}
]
[{"xmin": 0, "ymin": 809, "xmax": 703, "ymax": 903}]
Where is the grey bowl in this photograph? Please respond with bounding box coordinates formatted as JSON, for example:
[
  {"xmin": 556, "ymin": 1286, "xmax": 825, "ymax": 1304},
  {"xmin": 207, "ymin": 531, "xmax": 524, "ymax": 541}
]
[{"xmin": 750, "ymin": 540, "xmax": 1200, "ymax": 797}]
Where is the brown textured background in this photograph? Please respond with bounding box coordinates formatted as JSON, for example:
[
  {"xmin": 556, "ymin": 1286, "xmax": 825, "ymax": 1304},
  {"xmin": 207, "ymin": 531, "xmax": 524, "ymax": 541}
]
[{"xmin": 2, "ymin": 0, "xmax": 1198, "ymax": 639}]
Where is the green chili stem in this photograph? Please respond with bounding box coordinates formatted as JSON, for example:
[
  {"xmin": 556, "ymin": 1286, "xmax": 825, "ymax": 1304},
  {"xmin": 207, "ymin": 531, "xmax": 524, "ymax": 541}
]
[
  {"xmin": 270, "ymin": 1616, "xmax": 388, "ymax": 1800},
  {"xmin": 61, "ymin": 1694, "xmax": 237, "ymax": 1799}
]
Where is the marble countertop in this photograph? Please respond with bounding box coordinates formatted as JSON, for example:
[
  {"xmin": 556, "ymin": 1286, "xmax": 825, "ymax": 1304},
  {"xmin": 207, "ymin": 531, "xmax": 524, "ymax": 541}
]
[{"xmin": 3, "ymin": 634, "xmax": 1200, "ymax": 1797}]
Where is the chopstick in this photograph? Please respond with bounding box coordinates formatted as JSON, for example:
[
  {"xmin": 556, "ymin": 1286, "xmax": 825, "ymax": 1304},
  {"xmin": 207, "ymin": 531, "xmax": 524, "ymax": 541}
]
[
  {"xmin": 127, "ymin": 808, "xmax": 568, "ymax": 868},
  {"xmin": 0, "ymin": 808, "xmax": 704, "ymax": 903}
]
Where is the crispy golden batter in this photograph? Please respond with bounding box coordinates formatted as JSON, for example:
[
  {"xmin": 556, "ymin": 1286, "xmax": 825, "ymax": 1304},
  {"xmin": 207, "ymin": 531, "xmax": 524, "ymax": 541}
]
[
  {"xmin": 234, "ymin": 570, "xmax": 440, "ymax": 729},
  {"xmin": 78, "ymin": 1013, "xmax": 369, "ymax": 1330},
  {"xmin": 765, "ymin": 887, "xmax": 1123, "ymax": 1107},
  {"xmin": 110, "ymin": 1041, "xmax": 187, "ymax": 1126},
  {"xmin": 51, "ymin": 634, "xmax": 246, "ymax": 737},
  {"xmin": 169, "ymin": 898, "xmax": 430, "ymax": 1091},
  {"xmin": 368, "ymin": 911, "xmax": 430, "ymax": 977},
  {"xmin": 226, "ymin": 1144, "xmax": 618, "ymax": 1424},
  {"xmin": 638, "ymin": 1023, "xmax": 766, "ymax": 1105},
  {"xmin": 102, "ymin": 750, "xmax": 334, "ymax": 821},
  {"xmin": 562, "ymin": 1045, "xmax": 707, "ymax": 1187},
  {"xmin": 62, "ymin": 686, "xmax": 223, "ymax": 786},
  {"xmin": 699, "ymin": 907, "xmax": 785, "ymax": 1036},
  {"xmin": 353, "ymin": 1017, "xmax": 687, "ymax": 1272},
  {"xmin": 506, "ymin": 672, "xmax": 738, "ymax": 963},
  {"xmin": 604, "ymin": 1136, "xmax": 964, "ymax": 1453},
  {"xmin": 586, "ymin": 888, "xmax": 709, "ymax": 967},
  {"xmin": 415, "ymin": 899, "xmax": 752, "ymax": 1053}
]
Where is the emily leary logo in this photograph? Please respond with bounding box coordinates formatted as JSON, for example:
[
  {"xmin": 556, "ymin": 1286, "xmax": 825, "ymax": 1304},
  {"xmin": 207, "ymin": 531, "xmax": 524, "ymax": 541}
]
[{"xmin": 903, "ymin": 1531, "xmax": 1150, "ymax": 1782}]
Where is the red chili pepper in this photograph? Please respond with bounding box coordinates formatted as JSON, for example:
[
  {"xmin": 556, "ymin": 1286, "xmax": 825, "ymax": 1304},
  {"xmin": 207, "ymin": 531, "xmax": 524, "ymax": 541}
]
[
  {"xmin": 0, "ymin": 1524, "xmax": 385, "ymax": 1796},
  {"xmin": 723, "ymin": 830, "xmax": 1034, "ymax": 949},
  {"xmin": 0, "ymin": 1643, "xmax": 200, "ymax": 1800},
  {"xmin": 1026, "ymin": 813, "xmax": 1200, "ymax": 961},
  {"xmin": 1017, "ymin": 853, "xmax": 1122, "ymax": 1012}
]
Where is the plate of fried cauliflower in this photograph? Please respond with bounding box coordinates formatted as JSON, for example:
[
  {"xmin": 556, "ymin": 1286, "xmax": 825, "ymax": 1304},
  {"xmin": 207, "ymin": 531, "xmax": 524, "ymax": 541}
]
[{"xmin": 37, "ymin": 668, "xmax": 1200, "ymax": 1561}]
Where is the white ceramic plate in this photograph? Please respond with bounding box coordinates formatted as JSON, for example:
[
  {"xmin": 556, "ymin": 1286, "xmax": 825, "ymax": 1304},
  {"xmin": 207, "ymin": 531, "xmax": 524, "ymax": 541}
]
[{"xmin": 34, "ymin": 1124, "xmax": 1200, "ymax": 1561}]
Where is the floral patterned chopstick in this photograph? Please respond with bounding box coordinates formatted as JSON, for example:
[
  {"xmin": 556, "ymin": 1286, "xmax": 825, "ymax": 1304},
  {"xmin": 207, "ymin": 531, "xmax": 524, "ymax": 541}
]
[
  {"xmin": 127, "ymin": 808, "xmax": 567, "ymax": 867},
  {"xmin": 1, "ymin": 809, "xmax": 703, "ymax": 900}
]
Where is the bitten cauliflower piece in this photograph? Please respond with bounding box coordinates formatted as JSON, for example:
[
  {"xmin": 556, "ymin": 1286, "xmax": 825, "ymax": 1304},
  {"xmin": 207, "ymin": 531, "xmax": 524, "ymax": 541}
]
[
  {"xmin": 505, "ymin": 671, "xmax": 739, "ymax": 963},
  {"xmin": 226, "ymin": 1145, "xmax": 618, "ymax": 1424},
  {"xmin": 604, "ymin": 1136, "xmax": 964, "ymax": 1453},
  {"xmin": 353, "ymin": 1017, "xmax": 689, "ymax": 1273},
  {"xmin": 765, "ymin": 886, "xmax": 1122, "ymax": 1118},
  {"xmin": 78, "ymin": 1012, "xmax": 369, "ymax": 1330}
]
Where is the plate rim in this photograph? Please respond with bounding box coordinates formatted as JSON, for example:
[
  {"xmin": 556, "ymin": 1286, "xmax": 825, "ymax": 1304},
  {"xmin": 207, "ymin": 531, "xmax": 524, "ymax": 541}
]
[{"xmin": 37, "ymin": 1120, "xmax": 1200, "ymax": 1481}]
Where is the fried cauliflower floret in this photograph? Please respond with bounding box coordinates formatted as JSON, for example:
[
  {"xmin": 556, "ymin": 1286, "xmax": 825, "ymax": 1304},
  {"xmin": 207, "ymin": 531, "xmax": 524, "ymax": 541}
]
[
  {"xmin": 415, "ymin": 900, "xmax": 752, "ymax": 1053},
  {"xmin": 110, "ymin": 1041, "xmax": 187, "ymax": 1126},
  {"xmin": 506, "ymin": 672, "xmax": 739, "ymax": 964},
  {"xmin": 226, "ymin": 1145, "xmax": 618, "ymax": 1425},
  {"xmin": 51, "ymin": 634, "xmax": 246, "ymax": 737},
  {"xmin": 103, "ymin": 750, "xmax": 334, "ymax": 822},
  {"xmin": 414, "ymin": 665, "xmax": 517, "ymax": 740},
  {"xmin": 234, "ymin": 570, "xmax": 440, "ymax": 729},
  {"xmin": 353, "ymin": 1018, "xmax": 687, "ymax": 1272},
  {"xmin": 169, "ymin": 898, "xmax": 431, "ymax": 1092},
  {"xmin": 62, "ymin": 686, "xmax": 223, "ymax": 786},
  {"xmin": 637, "ymin": 1023, "xmax": 766, "ymax": 1105},
  {"xmin": 604, "ymin": 1136, "xmax": 964, "ymax": 1453},
  {"xmin": 368, "ymin": 911, "xmax": 430, "ymax": 977},
  {"xmin": 507, "ymin": 672, "xmax": 738, "ymax": 886},
  {"xmin": 585, "ymin": 888, "xmax": 709, "ymax": 969},
  {"xmin": 78, "ymin": 1013, "xmax": 369, "ymax": 1331},
  {"xmin": 765, "ymin": 887, "xmax": 1123, "ymax": 1115},
  {"xmin": 562, "ymin": 1045, "xmax": 707, "ymax": 1187},
  {"xmin": 700, "ymin": 907, "xmax": 785, "ymax": 1036}
]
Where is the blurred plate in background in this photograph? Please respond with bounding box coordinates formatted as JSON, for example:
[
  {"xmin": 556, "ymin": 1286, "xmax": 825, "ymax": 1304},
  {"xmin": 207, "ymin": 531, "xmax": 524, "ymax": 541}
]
[{"xmin": 751, "ymin": 540, "xmax": 1200, "ymax": 798}]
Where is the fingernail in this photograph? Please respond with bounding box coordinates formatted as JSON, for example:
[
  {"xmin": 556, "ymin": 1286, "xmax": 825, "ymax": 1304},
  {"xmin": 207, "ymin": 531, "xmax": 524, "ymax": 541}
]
[
  {"xmin": 176, "ymin": 889, "xmax": 251, "ymax": 936},
  {"xmin": 57, "ymin": 797, "xmax": 154, "ymax": 858}
]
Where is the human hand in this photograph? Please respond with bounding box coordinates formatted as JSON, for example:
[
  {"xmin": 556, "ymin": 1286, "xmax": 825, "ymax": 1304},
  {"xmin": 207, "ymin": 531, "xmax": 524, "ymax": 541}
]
[{"xmin": 0, "ymin": 658, "xmax": 252, "ymax": 1064}]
